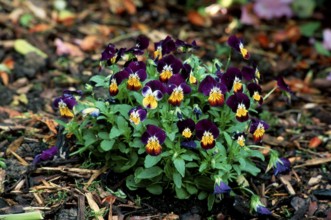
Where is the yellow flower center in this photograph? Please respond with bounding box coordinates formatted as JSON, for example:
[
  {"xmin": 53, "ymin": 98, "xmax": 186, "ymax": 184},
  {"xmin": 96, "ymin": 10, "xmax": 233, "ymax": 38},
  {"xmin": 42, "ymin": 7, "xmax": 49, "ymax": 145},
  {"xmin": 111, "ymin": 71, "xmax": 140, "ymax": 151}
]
[
  {"xmin": 59, "ymin": 100, "xmax": 74, "ymax": 118},
  {"xmin": 236, "ymin": 103, "xmax": 248, "ymax": 117},
  {"xmin": 127, "ymin": 74, "xmax": 141, "ymax": 90},
  {"xmin": 208, "ymin": 88, "xmax": 224, "ymax": 106},
  {"xmin": 146, "ymin": 136, "xmax": 162, "ymax": 155},
  {"xmin": 253, "ymin": 123, "xmax": 265, "ymax": 139},
  {"xmin": 129, "ymin": 111, "xmax": 140, "ymax": 125},
  {"xmin": 169, "ymin": 87, "xmax": 184, "ymax": 105},
  {"xmin": 110, "ymin": 56, "xmax": 117, "ymax": 64},
  {"xmin": 239, "ymin": 43, "xmax": 249, "ymax": 59},
  {"xmin": 233, "ymin": 77, "xmax": 242, "ymax": 92},
  {"xmin": 109, "ymin": 79, "xmax": 118, "ymax": 95},
  {"xmin": 237, "ymin": 135, "xmax": 245, "ymax": 147},
  {"xmin": 255, "ymin": 68, "xmax": 260, "ymax": 80},
  {"xmin": 154, "ymin": 47, "xmax": 162, "ymax": 59},
  {"xmin": 160, "ymin": 65, "xmax": 173, "ymax": 82},
  {"xmin": 143, "ymin": 94, "xmax": 158, "ymax": 109},
  {"xmin": 253, "ymin": 91, "xmax": 261, "ymax": 101},
  {"xmin": 182, "ymin": 128, "xmax": 192, "ymax": 138},
  {"xmin": 201, "ymin": 131, "xmax": 214, "ymax": 146},
  {"xmin": 189, "ymin": 74, "xmax": 197, "ymax": 84}
]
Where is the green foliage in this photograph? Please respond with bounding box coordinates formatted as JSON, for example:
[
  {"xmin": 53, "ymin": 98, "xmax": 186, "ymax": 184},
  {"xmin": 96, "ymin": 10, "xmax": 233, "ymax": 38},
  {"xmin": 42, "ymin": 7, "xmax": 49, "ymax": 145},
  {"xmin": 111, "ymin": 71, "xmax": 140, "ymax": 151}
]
[{"xmin": 54, "ymin": 35, "xmax": 282, "ymax": 211}]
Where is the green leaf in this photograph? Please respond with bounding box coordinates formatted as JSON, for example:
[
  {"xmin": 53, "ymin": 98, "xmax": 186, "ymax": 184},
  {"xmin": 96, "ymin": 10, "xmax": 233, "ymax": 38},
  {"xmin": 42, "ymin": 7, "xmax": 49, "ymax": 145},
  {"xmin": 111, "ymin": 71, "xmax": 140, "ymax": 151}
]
[
  {"xmin": 98, "ymin": 132, "xmax": 109, "ymax": 140},
  {"xmin": 173, "ymin": 172, "xmax": 182, "ymax": 188},
  {"xmin": 248, "ymin": 149, "xmax": 265, "ymax": 161},
  {"xmin": 136, "ymin": 166, "xmax": 163, "ymax": 179},
  {"xmin": 19, "ymin": 13, "xmax": 34, "ymax": 27},
  {"xmin": 126, "ymin": 175, "xmax": 138, "ymax": 190},
  {"xmin": 207, "ymin": 194, "xmax": 215, "ymax": 211},
  {"xmin": 90, "ymin": 75, "xmax": 108, "ymax": 87},
  {"xmin": 223, "ymin": 131, "xmax": 233, "ymax": 146},
  {"xmin": 109, "ymin": 126, "xmax": 123, "ymax": 139},
  {"xmin": 241, "ymin": 160, "xmax": 261, "ymax": 176},
  {"xmin": 146, "ymin": 184, "xmax": 163, "ymax": 195},
  {"xmin": 14, "ymin": 39, "xmax": 47, "ymax": 58},
  {"xmin": 198, "ymin": 191, "xmax": 208, "ymax": 200},
  {"xmin": 83, "ymin": 131, "xmax": 97, "ymax": 146},
  {"xmin": 100, "ymin": 139, "xmax": 115, "ymax": 151},
  {"xmin": 167, "ymin": 131, "xmax": 177, "ymax": 142},
  {"xmin": 300, "ymin": 22, "xmax": 320, "ymax": 37},
  {"xmin": 314, "ymin": 42, "xmax": 331, "ymax": 56},
  {"xmin": 174, "ymin": 158, "xmax": 185, "ymax": 177},
  {"xmin": 186, "ymin": 184, "xmax": 198, "ymax": 195},
  {"xmin": 113, "ymin": 104, "xmax": 132, "ymax": 117},
  {"xmin": 292, "ymin": 0, "xmax": 315, "ymax": 18},
  {"xmin": 144, "ymin": 154, "xmax": 162, "ymax": 168},
  {"xmin": 175, "ymin": 187, "xmax": 190, "ymax": 199},
  {"xmin": 199, "ymin": 161, "xmax": 208, "ymax": 173}
]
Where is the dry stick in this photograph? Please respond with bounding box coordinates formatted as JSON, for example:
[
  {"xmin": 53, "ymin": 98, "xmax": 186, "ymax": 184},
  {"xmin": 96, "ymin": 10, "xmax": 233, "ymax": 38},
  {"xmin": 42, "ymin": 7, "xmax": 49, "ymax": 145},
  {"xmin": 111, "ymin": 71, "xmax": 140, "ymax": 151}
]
[
  {"xmin": 77, "ymin": 194, "xmax": 85, "ymax": 220},
  {"xmin": 85, "ymin": 192, "xmax": 104, "ymax": 220},
  {"xmin": 293, "ymin": 157, "xmax": 331, "ymax": 169},
  {"xmin": 84, "ymin": 166, "xmax": 108, "ymax": 190},
  {"xmin": 9, "ymin": 150, "xmax": 29, "ymax": 166},
  {"xmin": 279, "ymin": 175, "xmax": 296, "ymax": 195}
]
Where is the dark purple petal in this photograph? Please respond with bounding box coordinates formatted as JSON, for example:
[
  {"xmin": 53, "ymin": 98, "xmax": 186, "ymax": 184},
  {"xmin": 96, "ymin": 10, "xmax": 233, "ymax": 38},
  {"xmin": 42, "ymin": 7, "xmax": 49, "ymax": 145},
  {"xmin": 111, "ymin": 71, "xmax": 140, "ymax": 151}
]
[
  {"xmin": 247, "ymin": 83, "xmax": 262, "ymax": 96},
  {"xmin": 241, "ymin": 66, "xmax": 255, "ymax": 81},
  {"xmin": 226, "ymin": 94, "xmax": 239, "ymax": 112},
  {"xmin": 214, "ymin": 182, "xmax": 231, "ymax": 194},
  {"xmin": 181, "ymin": 141, "xmax": 197, "ymax": 149},
  {"xmin": 154, "ymin": 90, "xmax": 163, "ymax": 100},
  {"xmin": 101, "ymin": 43, "xmax": 116, "ymax": 61},
  {"xmin": 147, "ymin": 125, "xmax": 166, "ymax": 144},
  {"xmin": 181, "ymin": 83, "xmax": 191, "ymax": 94},
  {"xmin": 113, "ymin": 70, "xmax": 128, "ymax": 84},
  {"xmin": 181, "ymin": 63, "xmax": 192, "ymax": 79},
  {"xmin": 138, "ymin": 108, "xmax": 147, "ymax": 121},
  {"xmin": 256, "ymin": 205, "xmax": 272, "ymax": 215},
  {"xmin": 221, "ymin": 67, "xmax": 241, "ymax": 91},
  {"xmin": 177, "ymin": 119, "xmax": 195, "ymax": 133},
  {"xmin": 227, "ymin": 35, "xmax": 240, "ymax": 51},
  {"xmin": 135, "ymin": 35, "xmax": 149, "ymax": 50},
  {"xmin": 168, "ymin": 74, "xmax": 185, "ymax": 86},
  {"xmin": 195, "ymin": 119, "xmax": 219, "ymax": 140},
  {"xmin": 274, "ymin": 158, "xmax": 291, "ymax": 176},
  {"xmin": 276, "ymin": 76, "xmax": 292, "ymax": 93},
  {"xmin": 157, "ymin": 55, "xmax": 183, "ymax": 74},
  {"xmin": 127, "ymin": 61, "xmax": 146, "ymax": 73},
  {"xmin": 145, "ymin": 80, "xmax": 166, "ymax": 94},
  {"xmin": 198, "ymin": 76, "xmax": 217, "ymax": 96},
  {"xmin": 40, "ymin": 146, "xmax": 58, "ymax": 161},
  {"xmin": 136, "ymin": 69, "xmax": 147, "ymax": 81},
  {"xmin": 142, "ymin": 86, "xmax": 151, "ymax": 96}
]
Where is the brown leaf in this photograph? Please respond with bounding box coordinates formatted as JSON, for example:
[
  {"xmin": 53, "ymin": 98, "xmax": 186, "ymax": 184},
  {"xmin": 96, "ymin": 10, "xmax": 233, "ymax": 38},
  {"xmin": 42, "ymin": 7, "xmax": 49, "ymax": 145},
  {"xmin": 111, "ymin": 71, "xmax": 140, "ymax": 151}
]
[
  {"xmin": 0, "ymin": 106, "xmax": 22, "ymax": 118},
  {"xmin": 0, "ymin": 71, "xmax": 9, "ymax": 86},
  {"xmin": 308, "ymin": 136, "xmax": 322, "ymax": 149},
  {"xmin": 29, "ymin": 23, "xmax": 52, "ymax": 33},
  {"xmin": 187, "ymin": 11, "xmax": 209, "ymax": 27},
  {"xmin": 3, "ymin": 57, "xmax": 14, "ymax": 69},
  {"xmin": 123, "ymin": 0, "xmax": 136, "ymax": 15},
  {"xmin": 76, "ymin": 35, "xmax": 101, "ymax": 51},
  {"xmin": 6, "ymin": 136, "xmax": 24, "ymax": 156},
  {"xmin": 55, "ymin": 38, "xmax": 84, "ymax": 57}
]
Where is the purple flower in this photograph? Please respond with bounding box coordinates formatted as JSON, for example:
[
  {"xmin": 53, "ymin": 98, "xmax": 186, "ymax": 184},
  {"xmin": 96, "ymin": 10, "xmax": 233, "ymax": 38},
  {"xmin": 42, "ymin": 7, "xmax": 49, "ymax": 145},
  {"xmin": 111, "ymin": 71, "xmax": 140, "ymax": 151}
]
[
  {"xmin": 196, "ymin": 119, "xmax": 219, "ymax": 150},
  {"xmin": 177, "ymin": 119, "xmax": 195, "ymax": 139},
  {"xmin": 256, "ymin": 205, "xmax": 272, "ymax": 215},
  {"xmin": 116, "ymin": 61, "xmax": 147, "ymax": 91},
  {"xmin": 175, "ymin": 39, "xmax": 198, "ymax": 53},
  {"xmin": 232, "ymin": 132, "xmax": 246, "ymax": 147},
  {"xmin": 198, "ymin": 76, "xmax": 227, "ymax": 107},
  {"xmin": 276, "ymin": 76, "xmax": 292, "ymax": 93},
  {"xmin": 254, "ymin": 0, "xmax": 293, "ymax": 20},
  {"xmin": 157, "ymin": 55, "xmax": 183, "ymax": 83},
  {"xmin": 141, "ymin": 125, "xmax": 166, "ymax": 156},
  {"xmin": 226, "ymin": 93, "xmax": 250, "ymax": 122},
  {"xmin": 126, "ymin": 35, "xmax": 150, "ymax": 55},
  {"xmin": 247, "ymin": 83, "xmax": 263, "ymax": 105},
  {"xmin": 214, "ymin": 181, "xmax": 231, "ymax": 194},
  {"xmin": 129, "ymin": 106, "xmax": 147, "ymax": 125},
  {"xmin": 221, "ymin": 67, "xmax": 243, "ymax": 93},
  {"xmin": 82, "ymin": 107, "xmax": 100, "ymax": 117},
  {"xmin": 274, "ymin": 158, "xmax": 291, "ymax": 176},
  {"xmin": 323, "ymin": 29, "xmax": 331, "ymax": 50},
  {"xmin": 33, "ymin": 146, "xmax": 58, "ymax": 165},
  {"xmin": 100, "ymin": 44, "xmax": 125, "ymax": 65},
  {"xmin": 109, "ymin": 73, "xmax": 126, "ymax": 96},
  {"xmin": 167, "ymin": 74, "xmax": 191, "ymax": 106},
  {"xmin": 142, "ymin": 80, "xmax": 166, "ymax": 109},
  {"xmin": 249, "ymin": 118, "xmax": 269, "ymax": 143},
  {"xmin": 227, "ymin": 35, "xmax": 250, "ymax": 60},
  {"xmin": 154, "ymin": 36, "xmax": 176, "ymax": 60},
  {"xmin": 53, "ymin": 91, "xmax": 79, "ymax": 118}
]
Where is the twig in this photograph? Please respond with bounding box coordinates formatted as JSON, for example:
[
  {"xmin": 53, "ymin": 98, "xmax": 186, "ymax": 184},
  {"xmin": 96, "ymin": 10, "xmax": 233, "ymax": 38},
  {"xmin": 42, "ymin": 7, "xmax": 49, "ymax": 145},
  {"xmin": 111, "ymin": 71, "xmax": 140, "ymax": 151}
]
[
  {"xmin": 109, "ymin": 31, "xmax": 142, "ymax": 44},
  {"xmin": 293, "ymin": 157, "xmax": 331, "ymax": 169}
]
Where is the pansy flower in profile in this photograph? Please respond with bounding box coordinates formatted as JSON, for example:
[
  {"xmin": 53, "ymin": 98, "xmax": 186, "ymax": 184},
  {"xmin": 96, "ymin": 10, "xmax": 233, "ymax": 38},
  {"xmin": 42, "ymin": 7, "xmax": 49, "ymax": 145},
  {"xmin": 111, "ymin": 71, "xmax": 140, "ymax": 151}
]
[
  {"xmin": 126, "ymin": 35, "xmax": 150, "ymax": 56},
  {"xmin": 154, "ymin": 36, "xmax": 176, "ymax": 60},
  {"xmin": 181, "ymin": 63, "xmax": 197, "ymax": 85},
  {"xmin": 100, "ymin": 44, "xmax": 126, "ymax": 65},
  {"xmin": 53, "ymin": 90, "xmax": 80, "ymax": 118},
  {"xmin": 226, "ymin": 93, "xmax": 250, "ymax": 122},
  {"xmin": 221, "ymin": 67, "xmax": 243, "ymax": 93},
  {"xmin": 198, "ymin": 76, "xmax": 227, "ymax": 107},
  {"xmin": 249, "ymin": 118, "xmax": 269, "ymax": 143},
  {"xmin": 250, "ymin": 195, "xmax": 272, "ymax": 215},
  {"xmin": 108, "ymin": 73, "xmax": 125, "ymax": 96},
  {"xmin": 167, "ymin": 74, "xmax": 191, "ymax": 106},
  {"xmin": 232, "ymin": 132, "xmax": 247, "ymax": 147},
  {"xmin": 141, "ymin": 125, "xmax": 166, "ymax": 156},
  {"xmin": 276, "ymin": 76, "xmax": 292, "ymax": 93},
  {"xmin": 177, "ymin": 118, "xmax": 196, "ymax": 149},
  {"xmin": 241, "ymin": 65, "xmax": 259, "ymax": 82},
  {"xmin": 227, "ymin": 35, "xmax": 250, "ymax": 60},
  {"xmin": 128, "ymin": 106, "xmax": 147, "ymax": 125},
  {"xmin": 142, "ymin": 80, "xmax": 166, "ymax": 109},
  {"xmin": 214, "ymin": 177, "xmax": 231, "ymax": 194},
  {"xmin": 247, "ymin": 83, "xmax": 263, "ymax": 105},
  {"xmin": 175, "ymin": 39, "xmax": 198, "ymax": 53},
  {"xmin": 115, "ymin": 61, "xmax": 147, "ymax": 91},
  {"xmin": 273, "ymin": 157, "xmax": 291, "ymax": 176},
  {"xmin": 33, "ymin": 146, "xmax": 58, "ymax": 165},
  {"xmin": 196, "ymin": 119, "xmax": 219, "ymax": 150},
  {"xmin": 157, "ymin": 54, "xmax": 183, "ymax": 83}
]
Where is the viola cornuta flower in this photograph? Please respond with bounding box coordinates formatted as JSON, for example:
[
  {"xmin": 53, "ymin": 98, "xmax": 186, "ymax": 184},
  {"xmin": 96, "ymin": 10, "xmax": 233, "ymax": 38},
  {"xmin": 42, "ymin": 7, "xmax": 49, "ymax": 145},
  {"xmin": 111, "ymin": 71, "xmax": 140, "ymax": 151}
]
[
  {"xmin": 177, "ymin": 119, "xmax": 195, "ymax": 139},
  {"xmin": 175, "ymin": 39, "xmax": 198, "ymax": 52},
  {"xmin": 157, "ymin": 54, "xmax": 183, "ymax": 82},
  {"xmin": 227, "ymin": 35, "xmax": 250, "ymax": 60},
  {"xmin": 100, "ymin": 43, "xmax": 117, "ymax": 63},
  {"xmin": 250, "ymin": 195, "xmax": 271, "ymax": 215},
  {"xmin": 249, "ymin": 118, "xmax": 269, "ymax": 143},
  {"xmin": 181, "ymin": 63, "xmax": 197, "ymax": 85},
  {"xmin": 128, "ymin": 106, "xmax": 147, "ymax": 125},
  {"xmin": 141, "ymin": 125, "xmax": 166, "ymax": 156},
  {"xmin": 82, "ymin": 107, "xmax": 100, "ymax": 117},
  {"xmin": 33, "ymin": 146, "xmax": 58, "ymax": 165},
  {"xmin": 53, "ymin": 91, "xmax": 79, "ymax": 118},
  {"xmin": 242, "ymin": 66, "xmax": 256, "ymax": 81},
  {"xmin": 108, "ymin": 74, "xmax": 123, "ymax": 96},
  {"xmin": 154, "ymin": 36, "xmax": 176, "ymax": 60},
  {"xmin": 167, "ymin": 74, "xmax": 191, "ymax": 106},
  {"xmin": 198, "ymin": 76, "xmax": 227, "ymax": 107},
  {"xmin": 274, "ymin": 157, "xmax": 291, "ymax": 176},
  {"xmin": 233, "ymin": 132, "xmax": 247, "ymax": 147},
  {"xmin": 226, "ymin": 93, "xmax": 250, "ymax": 122},
  {"xmin": 116, "ymin": 61, "xmax": 147, "ymax": 91},
  {"xmin": 214, "ymin": 178, "xmax": 231, "ymax": 194},
  {"xmin": 126, "ymin": 35, "xmax": 150, "ymax": 55},
  {"xmin": 276, "ymin": 76, "xmax": 292, "ymax": 93},
  {"xmin": 247, "ymin": 83, "xmax": 263, "ymax": 105},
  {"xmin": 142, "ymin": 80, "xmax": 166, "ymax": 109},
  {"xmin": 196, "ymin": 119, "xmax": 219, "ymax": 150},
  {"xmin": 221, "ymin": 67, "xmax": 243, "ymax": 93}
]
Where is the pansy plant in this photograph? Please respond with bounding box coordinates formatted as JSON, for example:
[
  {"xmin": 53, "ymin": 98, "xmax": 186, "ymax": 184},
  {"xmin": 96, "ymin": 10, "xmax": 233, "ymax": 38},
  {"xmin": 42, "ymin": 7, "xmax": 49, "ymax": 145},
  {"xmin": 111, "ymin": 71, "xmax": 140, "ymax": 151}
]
[{"xmin": 54, "ymin": 35, "xmax": 292, "ymax": 213}]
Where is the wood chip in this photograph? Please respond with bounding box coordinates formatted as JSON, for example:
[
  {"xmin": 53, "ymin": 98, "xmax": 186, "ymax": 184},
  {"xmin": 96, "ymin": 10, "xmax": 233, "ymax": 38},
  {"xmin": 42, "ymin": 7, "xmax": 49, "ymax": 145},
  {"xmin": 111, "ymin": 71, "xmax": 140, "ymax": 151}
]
[
  {"xmin": 85, "ymin": 192, "xmax": 104, "ymax": 220},
  {"xmin": 294, "ymin": 157, "xmax": 331, "ymax": 168},
  {"xmin": 279, "ymin": 175, "xmax": 296, "ymax": 195}
]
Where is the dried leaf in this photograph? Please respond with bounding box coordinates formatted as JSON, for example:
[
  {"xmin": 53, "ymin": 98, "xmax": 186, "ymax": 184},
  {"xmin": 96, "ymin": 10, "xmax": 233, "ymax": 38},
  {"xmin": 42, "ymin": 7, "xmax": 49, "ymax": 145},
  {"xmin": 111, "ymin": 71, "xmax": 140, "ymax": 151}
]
[
  {"xmin": 308, "ymin": 136, "xmax": 322, "ymax": 149},
  {"xmin": 0, "ymin": 107, "xmax": 22, "ymax": 118},
  {"xmin": 55, "ymin": 38, "xmax": 84, "ymax": 57},
  {"xmin": 123, "ymin": 0, "xmax": 137, "ymax": 15},
  {"xmin": 75, "ymin": 35, "xmax": 101, "ymax": 51},
  {"xmin": 187, "ymin": 11, "xmax": 207, "ymax": 27},
  {"xmin": 29, "ymin": 23, "xmax": 52, "ymax": 33},
  {"xmin": 6, "ymin": 136, "xmax": 24, "ymax": 156},
  {"xmin": 25, "ymin": 1, "xmax": 47, "ymax": 19},
  {"xmin": 0, "ymin": 72, "xmax": 9, "ymax": 86}
]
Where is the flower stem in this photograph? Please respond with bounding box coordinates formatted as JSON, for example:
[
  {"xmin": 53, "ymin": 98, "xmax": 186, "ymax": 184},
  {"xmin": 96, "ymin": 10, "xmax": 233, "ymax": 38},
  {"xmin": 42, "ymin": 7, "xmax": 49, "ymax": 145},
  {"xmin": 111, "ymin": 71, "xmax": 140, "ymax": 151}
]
[{"xmin": 263, "ymin": 86, "xmax": 277, "ymax": 101}]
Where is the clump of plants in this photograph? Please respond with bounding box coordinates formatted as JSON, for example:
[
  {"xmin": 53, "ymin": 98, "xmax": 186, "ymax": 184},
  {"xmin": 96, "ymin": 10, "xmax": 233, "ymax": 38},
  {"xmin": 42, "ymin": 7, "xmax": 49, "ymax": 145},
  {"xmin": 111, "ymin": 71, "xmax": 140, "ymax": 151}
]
[{"xmin": 53, "ymin": 34, "xmax": 291, "ymax": 214}]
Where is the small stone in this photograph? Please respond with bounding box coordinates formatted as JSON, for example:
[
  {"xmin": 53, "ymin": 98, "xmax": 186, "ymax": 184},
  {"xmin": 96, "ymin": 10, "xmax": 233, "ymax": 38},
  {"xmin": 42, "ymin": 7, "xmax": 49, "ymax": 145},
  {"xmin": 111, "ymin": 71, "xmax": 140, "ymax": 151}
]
[{"xmin": 308, "ymin": 175, "xmax": 323, "ymax": 186}]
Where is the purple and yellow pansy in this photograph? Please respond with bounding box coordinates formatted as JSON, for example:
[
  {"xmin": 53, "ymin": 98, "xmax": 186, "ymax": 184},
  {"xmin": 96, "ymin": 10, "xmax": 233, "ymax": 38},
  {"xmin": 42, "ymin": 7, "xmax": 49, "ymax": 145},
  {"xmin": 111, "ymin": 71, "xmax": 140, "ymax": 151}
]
[
  {"xmin": 221, "ymin": 67, "xmax": 243, "ymax": 93},
  {"xmin": 141, "ymin": 125, "xmax": 166, "ymax": 156},
  {"xmin": 196, "ymin": 119, "xmax": 219, "ymax": 150},
  {"xmin": 198, "ymin": 76, "xmax": 227, "ymax": 107},
  {"xmin": 167, "ymin": 74, "xmax": 191, "ymax": 106},
  {"xmin": 157, "ymin": 54, "xmax": 183, "ymax": 83},
  {"xmin": 249, "ymin": 118, "xmax": 269, "ymax": 143},
  {"xmin": 128, "ymin": 106, "xmax": 147, "ymax": 125},
  {"xmin": 154, "ymin": 36, "xmax": 176, "ymax": 60},
  {"xmin": 227, "ymin": 35, "xmax": 250, "ymax": 60},
  {"xmin": 226, "ymin": 93, "xmax": 250, "ymax": 122},
  {"xmin": 53, "ymin": 90, "xmax": 80, "ymax": 118},
  {"xmin": 142, "ymin": 80, "xmax": 166, "ymax": 109},
  {"xmin": 247, "ymin": 83, "xmax": 263, "ymax": 105},
  {"xmin": 115, "ymin": 61, "xmax": 147, "ymax": 91}
]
